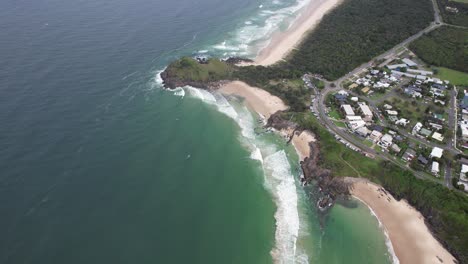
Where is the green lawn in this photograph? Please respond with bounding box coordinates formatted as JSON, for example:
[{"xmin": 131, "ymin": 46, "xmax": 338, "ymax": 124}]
[
  {"xmin": 435, "ymin": 67, "xmax": 468, "ymax": 86},
  {"xmin": 333, "ymin": 120, "xmax": 347, "ymax": 128},
  {"xmin": 328, "ymin": 108, "xmax": 342, "ymax": 119}
]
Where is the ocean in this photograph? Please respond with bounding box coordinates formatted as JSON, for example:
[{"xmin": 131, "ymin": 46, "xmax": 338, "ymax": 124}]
[{"xmin": 0, "ymin": 0, "xmax": 393, "ymax": 263}]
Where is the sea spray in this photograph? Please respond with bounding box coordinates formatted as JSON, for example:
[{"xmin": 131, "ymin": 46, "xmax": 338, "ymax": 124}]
[
  {"xmin": 264, "ymin": 150, "xmax": 302, "ymax": 263},
  {"xmin": 176, "ymin": 86, "xmax": 310, "ymax": 263}
]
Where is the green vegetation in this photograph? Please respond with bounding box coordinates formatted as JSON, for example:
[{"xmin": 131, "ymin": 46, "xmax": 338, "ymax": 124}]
[
  {"xmin": 435, "ymin": 67, "xmax": 468, "ymax": 86},
  {"xmin": 234, "ymin": 66, "xmax": 309, "ymax": 111},
  {"xmin": 163, "ymin": 57, "xmax": 234, "ymax": 83},
  {"xmin": 283, "ymin": 0, "xmax": 433, "ymax": 80},
  {"xmin": 287, "ymin": 111, "xmax": 468, "ymax": 262},
  {"xmin": 409, "ymin": 26, "xmax": 468, "ymax": 73},
  {"xmin": 437, "ymin": 0, "xmax": 468, "ymax": 27}
]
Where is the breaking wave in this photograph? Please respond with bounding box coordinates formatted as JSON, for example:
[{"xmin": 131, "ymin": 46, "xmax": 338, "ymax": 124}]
[{"xmin": 179, "ymin": 86, "xmax": 307, "ymax": 263}]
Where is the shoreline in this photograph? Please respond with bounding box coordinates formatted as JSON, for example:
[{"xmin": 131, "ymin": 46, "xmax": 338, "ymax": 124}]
[
  {"xmin": 218, "ymin": 0, "xmax": 456, "ymax": 262},
  {"xmin": 254, "ymin": 0, "xmax": 342, "ymax": 66},
  {"xmin": 348, "ymin": 178, "xmax": 456, "ymax": 264}
]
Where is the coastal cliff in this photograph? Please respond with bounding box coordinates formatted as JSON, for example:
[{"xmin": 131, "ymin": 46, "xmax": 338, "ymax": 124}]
[{"xmin": 268, "ymin": 111, "xmax": 351, "ymax": 209}]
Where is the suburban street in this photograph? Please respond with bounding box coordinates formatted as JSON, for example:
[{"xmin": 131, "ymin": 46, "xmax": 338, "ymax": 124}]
[{"xmin": 310, "ymin": 0, "xmax": 460, "ymax": 188}]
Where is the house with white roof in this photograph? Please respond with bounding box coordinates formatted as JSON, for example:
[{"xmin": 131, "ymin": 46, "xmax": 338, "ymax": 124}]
[
  {"xmin": 431, "ymin": 161, "xmax": 440, "ymax": 175},
  {"xmin": 369, "ymin": 130, "xmax": 383, "ymax": 142},
  {"xmin": 379, "ymin": 134, "xmax": 393, "ymax": 148},
  {"xmin": 402, "ymin": 58, "xmax": 418, "ymax": 67},
  {"xmin": 341, "ymin": 104, "xmax": 355, "ymax": 116},
  {"xmin": 412, "ymin": 122, "xmax": 423, "ymax": 135},
  {"xmin": 432, "ymin": 132, "xmax": 444, "ymax": 142},
  {"xmin": 358, "ymin": 103, "xmax": 373, "ymax": 122},
  {"xmin": 430, "ymin": 147, "xmax": 444, "ymax": 159}
]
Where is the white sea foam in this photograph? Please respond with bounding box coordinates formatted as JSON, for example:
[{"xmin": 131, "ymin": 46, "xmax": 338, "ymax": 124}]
[
  {"xmin": 211, "ymin": 0, "xmax": 310, "ymax": 58},
  {"xmin": 172, "ymin": 87, "xmax": 185, "ymax": 97},
  {"xmin": 250, "ymin": 146, "xmax": 264, "ymax": 164},
  {"xmin": 264, "ymin": 150, "xmax": 302, "ymax": 264}
]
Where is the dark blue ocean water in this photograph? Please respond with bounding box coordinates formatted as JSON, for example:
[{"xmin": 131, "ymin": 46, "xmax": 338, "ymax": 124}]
[{"xmin": 0, "ymin": 0, "xmax": 393, "ymax": 263}]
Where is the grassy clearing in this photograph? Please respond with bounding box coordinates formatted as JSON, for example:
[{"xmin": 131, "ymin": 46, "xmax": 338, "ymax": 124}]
[
  {"xmin": 164, "ymin": 57, "xmax": 234, "ymax": 82},
  {"xmin": 435, "ymin": 67, "xmax": 468, "ymax": 86}
]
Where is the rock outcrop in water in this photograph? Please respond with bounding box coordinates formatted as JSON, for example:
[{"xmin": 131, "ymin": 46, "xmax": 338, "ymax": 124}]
[{"xmin": 267, "ymin": 111, "xmax": 351, "ymax": 210}]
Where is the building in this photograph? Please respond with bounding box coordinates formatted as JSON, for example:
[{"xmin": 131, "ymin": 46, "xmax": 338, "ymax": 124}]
[
  {"xmin": 402, "ymin": 58, "xmax": 417, "ymax": 67},
  {"xmin": 358, "ymin": 103, "xmax": 373, "ymax": 122},
  {"xmin": 402, "ymin": 148, "xmax": 417, "ymax": 162},
  {"xmin": 346, "ymin": 116, "xmax": 366, "ymax": 130},
  {"xmin": 355, "ymin": 126, "xmax": 370, "ymax": 137},
  {"xmin": 418, "ymin": 155, "xmax": 429, "ymax": 165},
  {"xmin": 349, "ymin": 83, "xmax": 358, "ymax": 89},
  {"xmin": 361, "ymin": 87, "xmax": 370, "ymax": 94},
  {"xmin": 431, "ymin": 161, "xmax": 440, "ymax": 175},
  {"xmin": 432, "ymin": 132, "xmax": 444, "ymax": 142},
  {"xmin": 386, "ymin": 110, "xmax": 398, "ymax": 116},
  {"xmin": 391, "ymin": 144, "xmax": 401, "ymax": 153},
  {"xmin": 341, "ymin": 104, "xmax": 355, "ymax": 116},
  {"xmin": 379, "ymin": 134, "xmax": 393, "ymax": 148},
  {"xmin": 407, "ymin": 69, "xmax": 432, "ymax": 75},
  {"xmin": 369, "ymin": 130, "xmax": 383, "ymax": 142},
  {"xmin": 419, "ymin": 128, "xmax": 432, "ymax": 138},
  {"xmin": 430, "ymin": 147, "xmax": 444, "ymax": 159},
  {"xmin": 412, "ymin": 122, "xmax": 423, "ymax": 135},
  {"xmin": 395, "ymin": 118, "xmax": 409, "ymax": 127},
  {"xmin": 387, "ymin": 64, "xmax": 407, "ymax": 70}
]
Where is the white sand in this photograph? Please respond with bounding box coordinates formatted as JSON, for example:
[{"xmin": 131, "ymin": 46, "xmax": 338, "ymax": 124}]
[
  {"xmin": 255, "ymin": 0, "xmax": 343, "ymax": 66},
  {"xmin": 349, "ymin": 178, "xmax": 457, "ymax": 264},
  {"xmin": 219, "ymin": 81, "xmax": 287, "ymax": 119}
]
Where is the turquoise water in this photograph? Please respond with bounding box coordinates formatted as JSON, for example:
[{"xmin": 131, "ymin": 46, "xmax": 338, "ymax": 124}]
[{"xmin": 0, "ymin": 0, "xmax": 393, "ymax": 263}]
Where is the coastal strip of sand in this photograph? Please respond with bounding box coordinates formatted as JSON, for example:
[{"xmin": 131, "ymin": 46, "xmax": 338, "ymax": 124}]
[
  {"xmin": 348, "ymin": 178, "xmax": 456, "ymax": 264},
  {"xmin": 255, "ymin": 0, "xmax": 342, "ymax": 66},
  {"xmin": 219, "ymin": 81, "xmax": 287, "ymax": 119},
  {"xmin": 219, "ymin": 81, "xmax": 315, "ymax": 161},
  {"xmin": 219, "ymin": 0, "xmax": 456, "ymax": 262}
]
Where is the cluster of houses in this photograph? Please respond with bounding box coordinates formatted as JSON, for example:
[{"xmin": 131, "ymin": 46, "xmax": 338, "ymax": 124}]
[
  {"xmin": 348, "ymin": 69, "xmax": 398, "ymax": 95},
  {"xmin": 412, "ymin": 121, "xmax": 445, "ymax": 143},
  {"xmin": 458, "ymin": 90, "xmax": 468, "ymax": 149},
  {"xmin": 403, "ymin": 81, "xmax": 449, "ymax": 107},
  {"xmin": 334, "ymin": 90, "xmax": 376, "ymax": 136},
  {"xmin": 458, "ymin": 158, "xmax": 468, "ymax": 191}
]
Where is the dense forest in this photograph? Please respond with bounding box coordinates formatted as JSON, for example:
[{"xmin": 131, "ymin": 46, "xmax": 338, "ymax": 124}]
[
  {"xmin": 290, "ymin": 112, "xmax": 468, "ymax": 263},
  {"xmin": 437, "ymin": 0, "xmax": 468, "ymax": 27},
  {"xmin": 409, "ymin": 26, "xmax": 468, "ymax": 72},
  {"xmin": 282, "ymin": 0, "xmax": 434, "ymax": 80}
]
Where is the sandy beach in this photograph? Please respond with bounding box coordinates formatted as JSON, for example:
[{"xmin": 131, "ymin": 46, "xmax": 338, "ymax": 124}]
[
  {"xmin": 220, "ymin": 0, "xmax": 456, "ymax": 261},
  {"xmin": 348, "ymin": 178, "xmax": 456, "ymax": 264},
  {"xmin": 255, "ymin": 0, "xmax": 342, "ymax": 66},
  {"xmin": 219, "ymin": 81, "xmax": 287, "ymax": 119}
]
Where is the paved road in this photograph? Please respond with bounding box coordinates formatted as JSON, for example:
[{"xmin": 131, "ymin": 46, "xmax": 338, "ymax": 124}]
[{"xmin": 312, "ymin": 0, "xmax": 453, "ymax": 186}]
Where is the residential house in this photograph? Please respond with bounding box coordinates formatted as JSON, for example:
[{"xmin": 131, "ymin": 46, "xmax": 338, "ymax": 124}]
[
  {"xmin": 379, "ymin": 134, "xmax": 393, "ymax": 148},
  {"xmin": 341, "ymin": 104, "xmax": 355, "ymax": 116},
  {"xmin": 431, "ymin": 132, "xmax": 444, "ymax": 142},
  {"xmin": 419, "ymin": 128, "xmax": 432, "ymax": 138},
  {"xmin": 418, "ymin": 155, "xmax": 429, "ymax": 165},
  {"xmin": 412, "ymin": 122, "xmax": 423, "ymax": 135},
  {"xmin": 402, "ymin": 149, "xmax": 417, "ymax": 162},
  {"xmin": 391, "ymin": 144, "xmax": 401, "ymax": 153},
  {"xmin": 402, "ymin": 58, "xmax": 417, "ymax": 67},
  {"xmin": 430, "ymin": 147, "xmax": 444, "ymax": 159},
  {"xmin": 431, "ymin": 161, "xmax": 440, "ymax": 175},
  {"xmin": 358, "ymin": 103, "xmax": 373, "ymax": 122}
]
